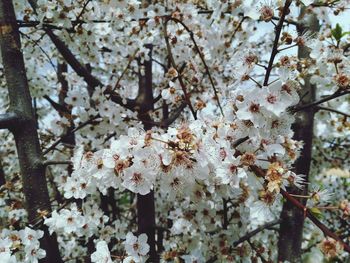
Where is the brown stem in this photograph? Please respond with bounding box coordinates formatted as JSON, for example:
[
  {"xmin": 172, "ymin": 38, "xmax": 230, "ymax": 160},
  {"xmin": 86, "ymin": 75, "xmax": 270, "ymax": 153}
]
[
  {"xmin": 163, "ymin": 19, "xmax": 197, "ymax": 120},
  {"xmin": 263, "ymin": 0, "xmax": 292, "ymax": 86},
  {"xmin": 317, "ymin": 106, "xmax": 350, "ymax": 118},
  {"xmin": 281, "ymin": 189, "xmax": 350, "ymax": 253},
  {"xmin": 166, "ymin": 17, "xmax": 224, "ymax": 116},
  {"xmin": 277, "ymin": 7, "xmax": 320, "ymax": 262},
  {"xmin": 43, "ymin": 115, "xmax": 100, "ymax": 155},
  {"xmin": 250, "ymin": 166, "xmax": 350, "ymax": 254},
  {"xmin": 233, "ymin": 219, "xmax": 281, "ymax": 247},
  {"xmin": 0, "ymin": 112, "xmax": 22, "ymax": 130}
]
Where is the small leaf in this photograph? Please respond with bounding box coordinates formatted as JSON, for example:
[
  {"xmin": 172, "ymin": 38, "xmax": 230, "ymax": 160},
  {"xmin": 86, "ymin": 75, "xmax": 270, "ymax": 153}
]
[
  {"xmin": 310, "ymin": 207, "xmax": 323, "ymax": 219},
  {"xmin": 331, "ymin": 23, "xmax": 343, "ymax": 42}
]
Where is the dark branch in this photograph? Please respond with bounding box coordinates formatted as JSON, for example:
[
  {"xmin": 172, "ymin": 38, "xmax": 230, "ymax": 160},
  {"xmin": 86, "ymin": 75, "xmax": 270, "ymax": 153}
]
[
  {"xmin": 263, "ymin": 0, "xmax": 292, "ymax": 86},
  {"xmin": 43, "ymin": 95, "xmax": 70, "ymax": 114},
  {"xmin": 232, "ymin": 136, "xmax": 249, "ymax": 148},
  {"xmin": 317, "ymin": 106, "xmax": 350, "ymax": 118},
  {"xmin": 163, "ymin": 19, "xmax": 197, "ymax": 120},
  {"xmin": 44, "ymin": 160, "xmax": 72, "ymax": 166},
  {"xmin": 44, "ymin": 28, "xmax": 136, "ymax": 111},
  {"xmin": 233, "ymin": 219, "xmax": 281, "ymax": 247},
  {"xmin": 161, "ymin": 102, "xmax": 187, "ymax": 127},
  {"xmin": 291, "ymin": 90, "xmax": 350, "ymax": 113},
  {"xmin": 280, "ymin": 188, "xmax": 350, "ymax": 253},
  {"xmin": 44, "ymin": 29, "xmax": 100, "ymax": 87},
  {"xmin": 250, "ymin": 165, "xmax": 350, "ymax": 254},
  {"xmin": 166, "ymin": 17, "xmax": 224, "ymax": 116},
  {"xmin": 43, "ymin": 115, "xmax": 100, "ymax": 155},
  {"xmin": 0, "ymin": 112, "xmax": 22, "ymax": 129}
]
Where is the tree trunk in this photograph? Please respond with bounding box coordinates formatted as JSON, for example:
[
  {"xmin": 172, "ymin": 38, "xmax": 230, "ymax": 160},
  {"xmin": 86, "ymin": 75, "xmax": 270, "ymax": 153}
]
[
  {"xmin": 0, "ymin": 1, "xmax": 62, "ymax": 262},
  {"xmin": 136, "ymin": 44, "xmax": 158, "ymax": 262},
  {"xmin": 277, "ymin": 11, "xmax": 319, "ymax": 262}
]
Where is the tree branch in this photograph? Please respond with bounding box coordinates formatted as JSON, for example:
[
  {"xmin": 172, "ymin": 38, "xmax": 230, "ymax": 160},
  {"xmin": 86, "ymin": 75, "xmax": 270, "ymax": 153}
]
[
  {"xmin": 280, "ymin": 188, "xmax": 350, "ymax": 253},
  {"xmin": 0, "ymin": 112, "xmax": 21, "ymax": 129},
  {"xmin": 44, "ymin": 28, "xmax": 137, "ymax": 111},
  {"xmin": 250, "ymin": 165, "xmax": 350, "ymax": 254},
  {"xmin": 166, "ymin": 17, "xmax": 224, "ymax": 116},
  {"xmin": 43, "ymin": 95, "xmax": 70, "ymax": 114},
  {"xmin": 292, "ymin": 90, "xmax": 350, "ymax": 113},
  {"xmin": 44, "ymin": 160, "xmax": 72, "ymax": 166},
  {"xmin": 317, "ymin": 106, "xmax": 350, "ymax": 118},
  {"xmin": 232, "ymin": 136, "xmax": 249, "ymax": 148},
  {"xmin": 163, "ymin": 19, "xmax": 197, "ymax": 120},
  {"xmin": 263, "ymin": 0, "xmax": 292, "ymax": 86},
  {"xmin": 161, "ymin": 102, "xmax": 186, "ymax": 127},
  {"xmin": 0, "ymin": 0, "xmax": 62, "ymax": 260},
  {"xmin": 43, "ymin": 115, "xmax": 100, "ymax": 155},
  {"xmin": 231, "ymin": 219, "xmax": 281, "ymax": 246}
]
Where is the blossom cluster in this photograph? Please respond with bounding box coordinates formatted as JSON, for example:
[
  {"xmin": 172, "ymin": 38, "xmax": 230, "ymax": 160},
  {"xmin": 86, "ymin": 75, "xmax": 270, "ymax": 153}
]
[
  {"xmin": 0, "ymin": 228, "xmax": 46, "ymax": 263},
  {"xmin": 0, "ymin": 0, "xmax": 348, "ymax": 262}
]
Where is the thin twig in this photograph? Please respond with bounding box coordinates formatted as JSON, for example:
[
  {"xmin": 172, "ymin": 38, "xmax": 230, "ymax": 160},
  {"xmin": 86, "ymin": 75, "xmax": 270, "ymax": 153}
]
[
  {"xmin": 228, "ymin": 16, "xmax": 247, "ymax": 43},
  {"xmin": 76, "ymin": 0, "xmax": 91, "ymax": 22},
  {"xmin": 163, "ymin": 19, "xmax": 197, "ymax": 119},
  {"xmin": 43, "ymin": 115, "xmax": 100, "ymax": 155},
  {"xmin": 233, "ymin": 219, "xmax": 281, "ymax": 247},
  {"xmin": 248, "ymin": 76, "xmax": 262, "ymax": 87},
  {"xmin": 317, "ymin": 106, "xmax": 350, "ymax": 118},
  {"xmin": 278, "ymin": 43, "xmax": 298, "ymax": 52},
  {"xmin": 113, "ymin": 49, "xmax": 139, "ymax": 92},
  {"xmin": 20, "ymin": 31, "xmax": 57, "ymax": 73},
  {"xmin": 44, "ymin": 160, "xmax": 72, "ymax": 166},
  {"xmin": 165, "ymin": 17, "xmax": 224, "ymax": 116},
  {"xmin": 263, "ymin": 0, "xmax": 292, "ymax": 86}
]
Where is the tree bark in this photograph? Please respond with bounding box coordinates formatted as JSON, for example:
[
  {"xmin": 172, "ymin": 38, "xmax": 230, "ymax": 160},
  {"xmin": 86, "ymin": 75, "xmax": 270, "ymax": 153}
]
[
  {"xmin": 136, "ymin": 44, "xmax": 158, "ymax": 262},
  {"xmin": 278, "ymin": 11, "xmax": 319, "ymax": 262},
  {"xmin": 0, "ymin": 1, "xmax": 62, "ymax": 262}
]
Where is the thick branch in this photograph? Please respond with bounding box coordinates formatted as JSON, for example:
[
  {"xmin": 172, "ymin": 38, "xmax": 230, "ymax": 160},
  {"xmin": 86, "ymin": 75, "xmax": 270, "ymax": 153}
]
[
  {"xmin": 0, "ymin": 112, "xmax": 22, "ymax": 129},
  {"xmin": 44, "ymin": 28, "xmax": 136, "ymax": 111},
  {"xmin": 277, "ymin": 8, "xmax": 320, "ymax": 262},
  {"xmin": 136, "ymin": 45, "xmax": 157, "ymax": 263},
  {"xmin": 43, "ymin": 95, "xmax": 70, "ymax": 114},
  {"xmin": 45, "ymin": 29, "xmax": 100, "ymax": 87},
  {"xmin": 161, "ymin": 102, "xmax": 186, "ymax": 127}
]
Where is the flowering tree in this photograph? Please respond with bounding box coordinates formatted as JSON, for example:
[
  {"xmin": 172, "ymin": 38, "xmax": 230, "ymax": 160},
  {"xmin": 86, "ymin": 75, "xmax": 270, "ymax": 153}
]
[{"xmin": 0, "ymin": 0, "xmax": 349, "ymax": 262}]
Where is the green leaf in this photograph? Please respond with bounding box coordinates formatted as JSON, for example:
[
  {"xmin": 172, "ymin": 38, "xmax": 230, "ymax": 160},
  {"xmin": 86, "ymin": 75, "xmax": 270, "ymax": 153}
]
[
  {"xmin": 331, "ymin": 23, "xmax": 343, "ymax": 41},
  {"xmin": 119, "ymin": 192, "xmax": 130, "ymax": 205},
  {"xmin": 309, "ymin": 207, "xmax": 323, "ymax": 219}
]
